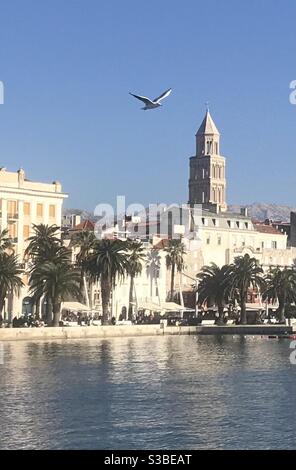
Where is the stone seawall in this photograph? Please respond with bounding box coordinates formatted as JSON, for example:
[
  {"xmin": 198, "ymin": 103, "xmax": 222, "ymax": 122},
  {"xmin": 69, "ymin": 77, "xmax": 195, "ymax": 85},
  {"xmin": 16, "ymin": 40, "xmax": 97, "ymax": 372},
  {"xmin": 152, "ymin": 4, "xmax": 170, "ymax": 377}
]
[
  {"xmin": 199, "ymin": 325, "xmax": 293, "ymax": 335},
  {"xmin": 0, "ymin": 324, "xmax": 293, "ymax": 342},
  {"xmin": 0, "ymin": 325, "xmax": 193, "ymax": 341}
]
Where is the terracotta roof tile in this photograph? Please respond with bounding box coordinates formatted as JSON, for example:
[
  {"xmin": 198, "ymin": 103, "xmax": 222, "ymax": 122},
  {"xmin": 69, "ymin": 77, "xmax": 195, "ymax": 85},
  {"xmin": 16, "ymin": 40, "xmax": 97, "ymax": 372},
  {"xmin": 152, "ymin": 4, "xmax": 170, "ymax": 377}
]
[
  {"xmin": 153, "ymin": 238, "xmax": 170, "ymax": 249},
  {"xmin": 253, "ymin": 223, "xmax": 284, "ymax": 235},
  {"xmin": 71, "ymin": 220, "xmax": 95, "ymax": 231}
]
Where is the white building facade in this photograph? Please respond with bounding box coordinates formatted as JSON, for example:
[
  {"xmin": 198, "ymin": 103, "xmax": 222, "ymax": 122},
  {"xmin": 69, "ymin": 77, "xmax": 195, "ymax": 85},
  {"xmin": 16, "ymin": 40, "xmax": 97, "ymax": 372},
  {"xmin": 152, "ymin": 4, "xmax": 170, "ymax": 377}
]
[{"xmin": 0, "ymin": 168, "xmax": 67, "ymax": 318}]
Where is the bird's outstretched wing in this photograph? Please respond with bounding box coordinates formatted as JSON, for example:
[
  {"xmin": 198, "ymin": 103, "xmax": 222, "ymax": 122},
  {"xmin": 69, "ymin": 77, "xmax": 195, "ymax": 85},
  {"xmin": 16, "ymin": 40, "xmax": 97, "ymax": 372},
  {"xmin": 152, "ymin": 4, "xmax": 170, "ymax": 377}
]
[
  {"xmin": 129, "ymin": 93, "xmax": 154, "ymax": 106},
  {"xmin": 154, "ymin": 88, "xmax": 172, "ymax": 103}
]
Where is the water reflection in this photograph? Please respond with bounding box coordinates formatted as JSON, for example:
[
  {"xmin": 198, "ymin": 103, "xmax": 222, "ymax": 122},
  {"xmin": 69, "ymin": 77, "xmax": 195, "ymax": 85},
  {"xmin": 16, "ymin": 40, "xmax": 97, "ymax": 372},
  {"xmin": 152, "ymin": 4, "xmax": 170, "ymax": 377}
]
[{"xmin": 0, "ymin": 336, "xmax": 296, "ymax": 449}]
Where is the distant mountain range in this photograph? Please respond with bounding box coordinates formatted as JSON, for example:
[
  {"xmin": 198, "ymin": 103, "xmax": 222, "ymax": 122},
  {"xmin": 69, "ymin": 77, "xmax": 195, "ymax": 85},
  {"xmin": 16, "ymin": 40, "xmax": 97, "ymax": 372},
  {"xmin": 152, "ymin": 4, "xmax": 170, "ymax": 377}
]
[
  {"xmin": 63, "ymin": 208, "xmax": 95, "ymax": 220},
  {"xmin": 228, "ymin": 203, "xmax": 295, "ymax": 222},
  {"xmin": 63, "ymin": 203, "xmax": 295, "ymax": 224}
]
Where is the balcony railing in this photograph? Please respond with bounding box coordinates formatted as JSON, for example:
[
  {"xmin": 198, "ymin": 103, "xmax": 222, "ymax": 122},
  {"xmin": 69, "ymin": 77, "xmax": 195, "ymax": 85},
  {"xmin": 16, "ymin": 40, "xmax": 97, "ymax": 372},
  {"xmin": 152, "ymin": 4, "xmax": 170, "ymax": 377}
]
[{"xmin": 7, "ymin": 213, "xmax": 19, "ymax": 220}]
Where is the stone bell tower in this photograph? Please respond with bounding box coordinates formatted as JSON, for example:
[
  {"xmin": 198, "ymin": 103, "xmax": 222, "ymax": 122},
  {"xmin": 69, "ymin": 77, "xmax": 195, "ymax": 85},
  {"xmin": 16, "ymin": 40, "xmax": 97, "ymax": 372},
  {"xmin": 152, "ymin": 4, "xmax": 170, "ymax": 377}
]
[{"xmin": 188, "ymin": 109, "xmax": 227, "ymax": 212}]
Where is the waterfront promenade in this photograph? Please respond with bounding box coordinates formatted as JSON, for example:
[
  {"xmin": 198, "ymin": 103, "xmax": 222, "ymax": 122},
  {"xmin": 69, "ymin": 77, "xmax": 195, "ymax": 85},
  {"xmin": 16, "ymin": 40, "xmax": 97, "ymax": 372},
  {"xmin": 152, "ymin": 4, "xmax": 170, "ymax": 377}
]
[{"xmin": 0, "ymin": 324, "xmax": 293, "ymax": 341}]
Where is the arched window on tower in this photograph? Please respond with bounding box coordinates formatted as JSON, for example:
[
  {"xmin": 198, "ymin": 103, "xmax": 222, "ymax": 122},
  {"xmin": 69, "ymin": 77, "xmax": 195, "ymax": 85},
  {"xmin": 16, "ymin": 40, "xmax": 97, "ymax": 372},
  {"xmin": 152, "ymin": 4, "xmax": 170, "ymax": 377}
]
[
  {"xmin": 207, "ymin": 141, "xmax": 212, "ymax": 154},
  {"xmin": 198, "ymin": 140, "xmax": 205, "ymax": 155}
]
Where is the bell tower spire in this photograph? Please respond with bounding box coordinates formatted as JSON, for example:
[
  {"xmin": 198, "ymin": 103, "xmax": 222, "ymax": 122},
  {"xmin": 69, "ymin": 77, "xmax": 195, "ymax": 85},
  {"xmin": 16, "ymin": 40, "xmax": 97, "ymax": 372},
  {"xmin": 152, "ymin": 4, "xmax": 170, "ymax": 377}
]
[
  {"xmin": 195, "ymin": 109, "xmax": 220, "ymax": 157},
  {"xmin": 189, "ymin": 109, "xmax": 227, "ymax": 212}
]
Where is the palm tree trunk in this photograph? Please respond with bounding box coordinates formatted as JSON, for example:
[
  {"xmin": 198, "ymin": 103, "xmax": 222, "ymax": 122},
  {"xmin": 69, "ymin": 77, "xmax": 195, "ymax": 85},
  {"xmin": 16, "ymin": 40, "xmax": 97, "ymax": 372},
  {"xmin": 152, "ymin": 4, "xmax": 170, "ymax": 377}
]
[
  {"xmin": 33, "ymin": 294, "xmax": 41, "ymax": 319},
  {"xmin": 155, "ymin": 277, "xmax": 161, "ymax": 305},
  {"xmin": 101, "ymin": 277, "xmax": 111, "ymax": 325},
  {"xmin": 0, "ymin": 297, "xmax": 5, "ymax": 317},
  {"xmin": 278, "ymin": 298, "xmax": 285, "ymax": 323},
  {"xmin": 83, "ymin": 274, "xmax": 90, "ymax": 308},
  {"xmin": 89, "ymin": 281, "xmax": 94, "ymax": 309},
  {"xmin": 35, "ymin": 298, "xmax": 40, "ymax": 319},
  {"xmin": 217, "ymin": 302, "xmax": 224, "ymax": 325},
  {"xmin": 79, "ymin": 271, "xmax": 84, "ymax": 302},
  {"xmin": 46, "ymin": 296, "xmax": 53, "ymax": 325},
  {"xmin": 170, "ymin": 263, "xmax": 175, "ymax": 301},
  {"xmin": 150, "ymin": 273, "xmax": 153, "ymax": 298},
  {"xmin": 128, "ymin": 275, "xmax": 134, "ymax": 320},
  {"xmin": 52, "ymin": 302, "xmax": 61, "ymax": 327},
  {"xmin": 240, "ymin": 297, "xmax": 247, "ymax": 325}
]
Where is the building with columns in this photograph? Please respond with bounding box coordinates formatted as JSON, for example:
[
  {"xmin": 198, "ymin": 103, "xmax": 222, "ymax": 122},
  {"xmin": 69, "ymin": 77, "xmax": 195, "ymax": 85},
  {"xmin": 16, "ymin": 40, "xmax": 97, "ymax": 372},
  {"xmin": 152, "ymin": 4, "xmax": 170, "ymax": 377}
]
[
  {"xmin": 0, "ymin": 167, "xmax": 67, "ymax": 317},
  {"xmin": 189, "ymin": 109, "xmax": 227, "ymax": 212}
]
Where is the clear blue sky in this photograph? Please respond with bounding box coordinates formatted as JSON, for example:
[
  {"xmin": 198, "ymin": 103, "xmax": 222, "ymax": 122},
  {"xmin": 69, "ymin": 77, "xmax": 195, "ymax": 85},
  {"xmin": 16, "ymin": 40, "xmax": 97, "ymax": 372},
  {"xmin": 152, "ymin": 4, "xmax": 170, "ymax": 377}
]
[{"xmin": 0, "ymin": 0, "xmax": 295, "ymax": 211}]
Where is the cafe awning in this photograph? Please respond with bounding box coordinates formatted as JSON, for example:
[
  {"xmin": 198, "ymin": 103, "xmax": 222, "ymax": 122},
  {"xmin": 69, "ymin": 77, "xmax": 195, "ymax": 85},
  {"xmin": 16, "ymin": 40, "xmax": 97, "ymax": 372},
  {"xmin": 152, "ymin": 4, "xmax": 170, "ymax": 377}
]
[
  {"xmin": 61, "ymin": 302, "xmax": 91, "ymax": 312},
  {"xmin": 133, "ymin": 301, "xmax": 189, "ymax": 313},
  {"xmin": 160, "ymin": 302, "xmax": 187, "ymax": 312},
  {"xmin": 133, "ymin": 301, "xmax": 163, "ymax": 312},
  {"xmin": 235, "ymin": 303, "xmax": 276, "ymax": 311}
]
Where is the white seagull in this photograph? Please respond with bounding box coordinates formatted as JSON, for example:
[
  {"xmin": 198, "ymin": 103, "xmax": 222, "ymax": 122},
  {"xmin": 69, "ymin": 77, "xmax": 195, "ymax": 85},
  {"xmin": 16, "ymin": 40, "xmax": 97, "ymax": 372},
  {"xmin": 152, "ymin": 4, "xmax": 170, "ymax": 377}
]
[{"xmin": 129, "ymin": 88, "xmax": 172, "ymax": 110}]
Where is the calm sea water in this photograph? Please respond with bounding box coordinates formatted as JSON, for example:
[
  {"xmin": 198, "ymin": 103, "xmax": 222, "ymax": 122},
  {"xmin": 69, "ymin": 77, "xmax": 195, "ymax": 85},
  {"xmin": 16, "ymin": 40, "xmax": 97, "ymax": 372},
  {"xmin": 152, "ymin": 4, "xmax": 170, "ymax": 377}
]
[{"xmin": 0, "ymin": 335, "xmax": 296, "ymax": 450}]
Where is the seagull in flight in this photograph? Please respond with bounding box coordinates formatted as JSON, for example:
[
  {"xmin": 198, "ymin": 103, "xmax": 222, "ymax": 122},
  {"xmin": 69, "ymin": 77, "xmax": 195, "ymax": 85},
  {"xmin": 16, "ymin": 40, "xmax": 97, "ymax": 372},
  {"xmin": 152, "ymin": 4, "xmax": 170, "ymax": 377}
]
[{"xmin": 129, "ymin": 88, "xmax": 172, "ymax": 110}]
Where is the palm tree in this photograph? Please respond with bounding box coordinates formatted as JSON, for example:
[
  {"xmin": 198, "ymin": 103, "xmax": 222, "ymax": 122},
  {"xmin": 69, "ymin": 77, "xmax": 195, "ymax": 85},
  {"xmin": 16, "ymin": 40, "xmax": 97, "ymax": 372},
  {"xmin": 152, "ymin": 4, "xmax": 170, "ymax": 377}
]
[
  {"xmin": 165, "ymin": 239, "xmax": 186, "ymax": 301},
  {"xmin": 26, "ymin": 224, "xmax": 70, "ymax": 322},
  {"xmin": 25, "ymin": 223, "xmax": 61, "ymax": 259},
  {"xmin": 197, "ymin": 263, "xmax": 232, "ymax": 324},
  {"xmin": 85, "ymin": 239, "xmax": 129, "ymax": 325},
  {"xmin": 229, "ymin": 254, "xmax": 265, "ymax": 325},
  {"xmin": 263, "ymin": 267, "xmax": 296, "ymax": 323},
  {"xmin": 29, "ymin": 244, "xmax": 71, "ymax": 268},
  {"xmin": 31, "ymin": 244, "xmax": 73, "ymax": 321},
  {"xmin": 127, "ymin": 240, "xmax": 145, "ymax": 320},
  {"xmin": 146, "ymin": 248, "xmax": 161, "ymax": 305},
  {"xmin": 0, "ymin": 252, "xmax": 24, "ymax": 319},
  {"xmin": 71, "ymin": 230, "xmax": 97, "ymax": 304},
  {"xmin": 30, "ymin": 262, "xmax": 81, "ymax": 327},
  {"xmin": 0, "ymin": 228, "xmax": 13, "ymax": 253}
]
